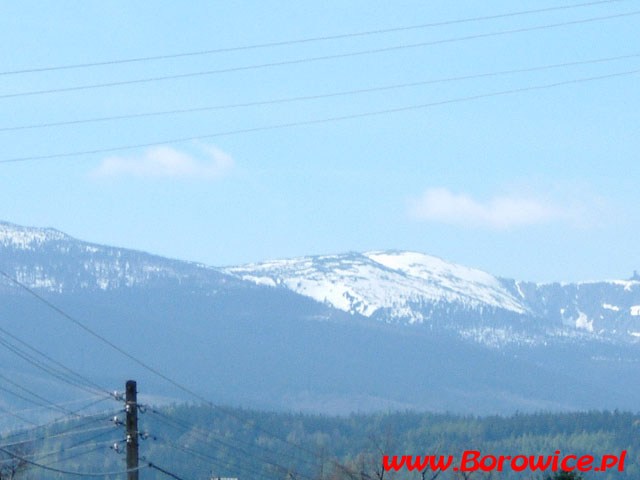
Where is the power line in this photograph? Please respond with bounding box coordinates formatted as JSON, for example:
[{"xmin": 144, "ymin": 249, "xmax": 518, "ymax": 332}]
[
  {"xmin": 151, "ymin": 428, "xmax": 317, "ymax": 480},
  {"xmin": 1, "ymin": 437, "xmax": 117, "ymax": 465},
  {"xmin": 0, "ymin": 445, "xmax": 148, "ymax": 477},
  {"xmin": 0, "ymin": 392, "xmax": 112, "ymax": 436},
  {"xmin": 30, "ymin": 430, "xmax": 123, "ymax": 470},
  {"xmin": 0, "ymin": 398, "xmax": 115, "ymax": 448},
  {"xmin": 0, "ymin": 0, "xmax": 627, "ymax": 76},
  {"xmin": 151, "ymin": 436, "xmax": 268, "ymax": 480},
  {"xmin": 0, "ymin": 426, "xmax": 115, "ymax": 450},
  {"xmin": 61, "ymin": 396, "xmax": 113, "ymax": 417},
  {"xmin": 0, "ymin": 270, "xmax": 179, "ymax": 395},
  {"xmin": 147, "ymin": 462, "xmax": 187, "ymax": 480},
  {"xmin": 2, "ymin": 68, "xmax": 637, "ymax": 165},
  {"xmin": 148, "ymin": 407, "xmax": 322, "ymax": 473},
  {"xmin": 0, "ymin": 272, "xmax": 394, "ymax": 480},
  {"xmin": 0, "ymin": 384, "xmax": 61, "ymax": 417},
  {"xmin": 0, "ymin": 402, "xmax": 37, "ymax": 427},
  {"xmin": 150, "ymin": 417, "xmax": 317, "ymax": 480},
  {"xmin": 1, "ymin": 9, "xmax": 638, "ymax": 100},
  {"xmin": 0, "ymin": 371, "xmax": 97, "ymax": 419},
  {"xmin": 0, "ymin": 322, "xmax": 112, "ymax": 394},
  {"xmin": 31, "ymin": 436, "xmax": 117, "ymax": 464},
  {"xmin": 1, "ymin": 51, "xmax": 638, "ymax": 132},
  {"xmin": 0, "ymin": 328, "xmax": 112, "ymax": 397},
  {"xmin": 43, "ymin": 443, "xmax": 113, "ymax": 468},
  {"xmin": 0, "ymin": 270, "xmax": 330, "ymax": 464},
  {"xmin": 0, "ymin": 411, "xmax": 119, "ymax": 449},
  {"xmin": 0, "ymin": 411, "xmax": 106, "ymax": 443},
  {"xmin": 0, "ymin": 396, "xmax": 107, "ymax": 419},
  {"xmin": 155, "ymin": 412, "xmax": 357, "ymax": 480}
]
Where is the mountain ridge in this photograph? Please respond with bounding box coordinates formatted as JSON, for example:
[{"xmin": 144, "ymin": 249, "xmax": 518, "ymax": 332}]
[
  {"xmin": 2, "ymin": 220, "xmax": 640, "ymax": 347},
  {"xmin": 225, "ymin": 250, "xmax": 640, "ymax": 346},
  {"xmin": 1, "ymin": 220, "xmax": 640, "ymax": 415}
]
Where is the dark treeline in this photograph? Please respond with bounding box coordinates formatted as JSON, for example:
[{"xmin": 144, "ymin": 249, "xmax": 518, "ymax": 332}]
[{"xmin": 2, "ymin": 407, "xmax": 638, "ymax": 479}]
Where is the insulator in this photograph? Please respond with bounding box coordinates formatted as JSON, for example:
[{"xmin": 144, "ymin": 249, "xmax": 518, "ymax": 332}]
[{"xmin": 110, "ymin": 415, "xmax": 123, "ymax": 425}]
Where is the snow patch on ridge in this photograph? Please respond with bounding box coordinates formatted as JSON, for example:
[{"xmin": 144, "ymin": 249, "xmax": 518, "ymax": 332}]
[
  {"xmin": 241, "ymin": 275, "xmax": 276, "ymax": 287},
  {"xmin": 575, "ymin": 312, "xmax": 594, "ymax": 332},
  {"xmin": 0, "ymin": 222, "xmax": 68, "ymax": 250},
  {"xmin": 225, "ymin": 251, "xmax": 529, "ymax": 321},
  {"xmin": 587, "ymin": 279, "xmax": 639, "ymax": 292},
  {"xmin": 0, "ymin": 221, "xmax": 209, "ymax": 293}
]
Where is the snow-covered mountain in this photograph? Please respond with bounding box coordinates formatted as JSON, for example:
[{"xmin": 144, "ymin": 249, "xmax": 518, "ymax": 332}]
[
  {"xmin": 2, "ymin": 220, "xmax": 639, "ymax": 347},
  {"xmin": 505, "ymin": 278, "xmax": 640, "ymax": 343},
  {"xmin": 1, "ymin": 220, "xmax": 640, "ymax": 415},
  {"xmin": 225, "ymin": 251, "xmax": 528, "ymax": 318},
  {"xmin": 0, "ymin": 221, "xmax": 235, "ymax": 292},
  {"xmin": 225, "ymin": 251, "xmax": 640, "ymax": 346}
]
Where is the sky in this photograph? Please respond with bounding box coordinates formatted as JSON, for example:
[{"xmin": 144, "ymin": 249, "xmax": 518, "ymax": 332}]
[{"xmin": 0, "ymin": 0, "xmax": 638, "ymax": 282}]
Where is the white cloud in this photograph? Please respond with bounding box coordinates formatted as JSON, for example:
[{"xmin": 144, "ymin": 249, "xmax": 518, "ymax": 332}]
[
  {"xmin": 90, "ymin": 144, "xmax": 234, "ymax": 179},
  {"xmin": 409, "ymin": 188, "xmax": 567, "ymax": 229}
]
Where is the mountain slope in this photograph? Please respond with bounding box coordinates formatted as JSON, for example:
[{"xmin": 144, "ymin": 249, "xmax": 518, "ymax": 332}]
[
  {"xmin": 225, "ymin": 250, "xmax": 640, "ymax": 346},
  {"xmin": 0, "ymin": 221, "xmax": 237, "ymax": 292},
  {"xmin": 3, "ymin": 220, "xmax": 639, "ymax": 346},
  {"xmin": 508, "ymin": 278, "xmax": 640, "ymax": 339},
  {"xmin": 1, "ymin": 220, "xmax": 639, "ymax": 419},
  {"xmin": 225, "ymin": 251, "xmax": 528, "ymax": 321}
]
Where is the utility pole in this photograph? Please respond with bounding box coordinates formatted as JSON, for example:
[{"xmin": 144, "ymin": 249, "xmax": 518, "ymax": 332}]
[{"xmin": 126, "ymin": 380, "xmax": 139, "ymax": 480}]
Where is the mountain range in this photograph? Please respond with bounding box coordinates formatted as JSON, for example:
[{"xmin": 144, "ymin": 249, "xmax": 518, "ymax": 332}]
[
  {"xmin": 225, "ymin": 250, "xmax": 640, "ymax": 347},
  {"xmin": 1, "ymin": 220, "xmax": 639, "ymax": 422}
]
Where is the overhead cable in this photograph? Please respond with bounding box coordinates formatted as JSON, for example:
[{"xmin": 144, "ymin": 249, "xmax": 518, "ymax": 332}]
[
  {"xmin": 147, "ymin": 462, "xmax": 188, "ymax": 480},
  {"xmin": 0, "ymin": 269, "xmax": 327, "ymax": 462},
  {"xmin": 0, "ymin": 0, "xmax": 627, "ymax": 76},
  {"xmin": 0, "ymin": 446, "xmax": 147, "ymax": 477},
  {"xmin": 1, "ymin": 9, "xmax": 638, "ymax": 100},
  {"xmin": 1, "ymin": 68, "xmax": 637, "ymax": 165},
  {"xmin": 0, "ymin": 325, "xmax": 112, "ymax": 397},
  {"xmin": 1, "ymin": 52, "xmax": 637, "ymax": 132}
]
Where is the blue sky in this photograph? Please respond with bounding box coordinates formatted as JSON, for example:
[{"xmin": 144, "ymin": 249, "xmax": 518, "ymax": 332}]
[{"xmin": 1, "ymin": 1, "xmax": 638, "ymax": 282}]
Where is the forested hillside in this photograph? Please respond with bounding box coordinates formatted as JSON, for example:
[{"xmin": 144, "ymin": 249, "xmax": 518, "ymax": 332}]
[{"xmin": 4, "ymin": 407, "xmax": 638, "ymax": 479}]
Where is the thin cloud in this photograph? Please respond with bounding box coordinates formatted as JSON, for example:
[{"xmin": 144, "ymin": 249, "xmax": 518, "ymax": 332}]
[
  {"xmin": 409, "ymin": 187, "xmax": 567, "ymax": 229},
  {"xmin": 90, "ymin": 144, "xmax": 234, "ymax": 179}
]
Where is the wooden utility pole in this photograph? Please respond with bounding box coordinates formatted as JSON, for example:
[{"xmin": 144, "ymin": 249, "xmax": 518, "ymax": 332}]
[{"xmin": 126, "ymin": 380, "xmax": 139, "ymax": 480}]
